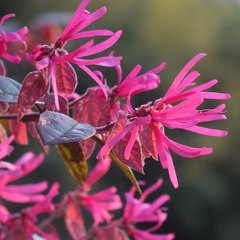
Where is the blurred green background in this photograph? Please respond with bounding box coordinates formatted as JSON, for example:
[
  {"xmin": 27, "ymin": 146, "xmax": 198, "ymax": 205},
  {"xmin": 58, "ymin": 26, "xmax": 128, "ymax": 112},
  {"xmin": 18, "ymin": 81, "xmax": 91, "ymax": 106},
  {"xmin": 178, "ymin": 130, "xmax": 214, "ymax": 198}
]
[{"xmin": 1, "ymin": 0, "xmax": 239, "ymax": 239}]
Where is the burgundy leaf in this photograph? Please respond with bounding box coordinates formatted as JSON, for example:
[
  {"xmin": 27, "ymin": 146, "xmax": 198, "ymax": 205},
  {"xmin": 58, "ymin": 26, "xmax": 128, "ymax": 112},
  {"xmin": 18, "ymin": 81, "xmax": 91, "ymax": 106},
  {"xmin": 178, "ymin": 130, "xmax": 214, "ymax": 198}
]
[
  {"xmin": 27, "ymin": 121, "xmax": 40, "ymax": 140},
  {"xmin": 17, "ymin": 71, "xmax": 49, "ymax": 120},
  {"xmin": 113, "ymin": 132, "xmax": 145, "ymax": 173},
  {"xmin": 45, "ymin": 94, "xmax": 69, "ymax": 115},
  {"xmin": 64, "ymin": 198, "xmax": 86, "ymax": 240},
  {"xmin": 94, "ymin": 224, "xmax": 129, "ymax": 240},
  {"xmin": 0, "ymin": 102, "xmax": 8, "ymax": 113},
  {"xmin": 8, "ymin": 219, "xmax": 32, "ymax": 240},
  {"xmin": 107, "ymin": 111, "xmax": 145, "ymax": 173},
  {"xmin": 45, "ymin": 224, "xmax": 60, "ymax": 239},
  {"xmin": 78, "ymin": 137, "xmax": 96, "ymax": 161},
  {"xmin": 41, "ymin": 66, "xmax": 50, "ymax": 80},
  {"xmin": 139, "ymin": 123, "xmax": 158, "ymax": 160},
  {"xmin": 73, "ymin": 87, "xmax": 118, "ymax": 159},
  {"xmin": 0, "ymin": 59, "xmax": 6, "ymax": 76},
  {"xmin": 56, "ymin": 62, "xmax": 77, "ymax": 95}
]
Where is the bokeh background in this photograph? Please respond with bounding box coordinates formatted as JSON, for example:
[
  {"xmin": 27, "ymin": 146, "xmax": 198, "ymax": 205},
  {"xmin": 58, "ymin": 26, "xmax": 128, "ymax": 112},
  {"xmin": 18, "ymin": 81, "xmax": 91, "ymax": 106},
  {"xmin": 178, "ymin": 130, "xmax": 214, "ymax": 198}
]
[{"xmin": 1, "ymin": 0, "xmax": 239, "ymax": 239}]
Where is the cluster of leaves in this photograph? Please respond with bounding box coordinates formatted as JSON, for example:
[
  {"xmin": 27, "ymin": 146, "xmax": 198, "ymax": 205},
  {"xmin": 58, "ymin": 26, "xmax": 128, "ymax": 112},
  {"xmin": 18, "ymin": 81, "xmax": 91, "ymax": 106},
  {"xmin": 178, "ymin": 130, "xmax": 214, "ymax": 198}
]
[{"xmin": 0, "ymin": 0, "xmax": 230, "ymax": 239}]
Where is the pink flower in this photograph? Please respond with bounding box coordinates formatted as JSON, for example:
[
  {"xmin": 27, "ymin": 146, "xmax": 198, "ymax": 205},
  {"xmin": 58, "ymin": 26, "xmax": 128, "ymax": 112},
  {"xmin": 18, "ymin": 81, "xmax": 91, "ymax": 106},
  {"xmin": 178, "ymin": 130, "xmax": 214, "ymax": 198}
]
[
  {"xmin": 122, "ymin": 179, "xmax": 174, "ymax": 240},
  {"xmin": 3, "ymin": 183, "xmax": 59, "ymax": 240},
  {"xmin": 78, "ymin": 187, "xmax": 122, "ymax": 227},
  {"xmin": 0, "ymin": 14, "xmax": 27, "ymax": 63},
  {"xmin": 0, "ymin": 136, "xmax": 23, "ymax": 178},
  {"xmin": 77, "ymin": 156, "xmax": 122, "ymax": 226},
  {"xmin": 26, "ymin": 0, "xmax": 122, "ymax": 110},
  {"xmin": 0, "ymin": 135, "xmax": 14, "ymax": 160},
  {"xmin": 98, "ymin": 54, "xmax": 230, "ymax": 188},
  {"xmin": 0, "ymin": 147, "xmax": 59, "ymax": 239},
  {"xmin": 0, "ymin": 152, "xmax": 49, "ymax": 203},
  {"xmin": 112, "ymin": 62, "xmax": 166, "ymax": 98}
]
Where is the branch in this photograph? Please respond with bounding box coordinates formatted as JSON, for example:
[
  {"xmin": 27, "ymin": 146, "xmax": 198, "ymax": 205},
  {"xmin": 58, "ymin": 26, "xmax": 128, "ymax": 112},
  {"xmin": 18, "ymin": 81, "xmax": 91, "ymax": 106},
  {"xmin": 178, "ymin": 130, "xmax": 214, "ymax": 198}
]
[{"xmin": 0, "ymin": 113, "xmax": 40, "ymax": 121}]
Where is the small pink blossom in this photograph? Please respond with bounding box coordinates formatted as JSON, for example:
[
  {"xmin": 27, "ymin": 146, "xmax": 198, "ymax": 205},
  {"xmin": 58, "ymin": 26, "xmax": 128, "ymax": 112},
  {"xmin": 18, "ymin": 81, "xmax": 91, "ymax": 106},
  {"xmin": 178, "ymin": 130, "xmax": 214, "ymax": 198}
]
[
  {"xmin": 78, "ymin": 187, "xmax": 122, "ymax": 227},
  {"xmin": 3, "ymin": 183, "xmax": 59, "ymax": 240},
  {"xmin": 0, "ymin": 152, "xmax": 48, "ymax": 203},
  {"xmin": 122, "ymin": 179, "xmax": 174, "ymax": 240},
  {"xmin": 77, "ymin": 156, "xmax": 122, "ymax": 226},
  {"xmin": 0, "ymin": 14, "xmax": 27, "ymax": 63},
  {"xmin": 0, "ymin": 135, "xmax": 14, "ymax": 160},
  {"xmin": 82, "ymin": 156, "xmax": 112, "ymax": 192},
  {"xmin": 112, "ymin": 62, "xmax": 166, "ymax": 98}
]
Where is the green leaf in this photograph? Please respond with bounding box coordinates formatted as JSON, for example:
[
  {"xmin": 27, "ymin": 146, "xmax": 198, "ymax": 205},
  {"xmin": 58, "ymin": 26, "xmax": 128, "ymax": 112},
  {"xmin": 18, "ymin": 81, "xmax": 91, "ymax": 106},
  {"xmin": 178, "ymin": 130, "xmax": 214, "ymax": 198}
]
[{"xmin": 56, "ymin": 142, "xmax": 87, "ymax": 185}]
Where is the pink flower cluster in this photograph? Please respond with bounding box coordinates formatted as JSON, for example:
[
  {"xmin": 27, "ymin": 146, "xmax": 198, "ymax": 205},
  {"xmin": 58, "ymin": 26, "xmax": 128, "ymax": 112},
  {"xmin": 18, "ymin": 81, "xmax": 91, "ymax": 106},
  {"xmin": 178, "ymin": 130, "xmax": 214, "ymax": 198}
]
[
  {"xmin": 0, "ymin": 137, "xmax": 59, "ymax": 239},
  {"xmin": 0, "ymin": 14, "xmax": 27, "ymax": 64},
  {"xmin": 0, "ymin": 0, "xmax": 231, "ymax": 238}
]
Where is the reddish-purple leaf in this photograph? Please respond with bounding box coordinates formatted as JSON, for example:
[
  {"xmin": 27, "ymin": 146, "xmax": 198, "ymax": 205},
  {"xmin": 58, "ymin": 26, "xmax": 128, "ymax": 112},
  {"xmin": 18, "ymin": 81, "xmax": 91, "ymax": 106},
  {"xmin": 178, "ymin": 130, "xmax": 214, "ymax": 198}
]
[
  {"xmin": 0, "ymin": 102, "xmax": 8, "ymax": 113},
  {"xmin": 139, "ymin": 124, "xmax": 158, "ymax": 160},
  {"xmin": 73, "ymin": 87, "xmax": 118, "ymax": 159},
  {"xmin": 56, "ymin": 62, "xmax": 77, "ymax": 95},
  {"xmin": 45, "ymin": 94, "xmax": 69, "ymax": 115},
  {"xmin": 0, "ymin": 60, "xmax": 6, "ymax": 76},
  {"xmin": 64, "ymin": 198, "xmax": 86, "ymax": 240},
  {"xmin": 8, "ymin": 220, "xmax": 31, "ymax": 240},
  {"xmin": 17, "ymin": 71, "xmax": 49, "ymax": 120},
  {"xmin": 44, "ymin": 224, "xmax": 60, "ymax": 239},
  {"xmin": 41, "ymin": 66, "xmax": 50, "ymax": 80},
  {"xmin": 106, "ymin": 111, "xmax": 145, "ymax": 173},
  {"xmin": 113, "ymin": 132, "xmax": 145, "ymax": 173},
  {"xmin": 94, "ymin": 224, "xmax": 129, "ymax": 240},
  {"xmin": 27, "ymin": 121, "xmax": 40, "ymax": 140}
]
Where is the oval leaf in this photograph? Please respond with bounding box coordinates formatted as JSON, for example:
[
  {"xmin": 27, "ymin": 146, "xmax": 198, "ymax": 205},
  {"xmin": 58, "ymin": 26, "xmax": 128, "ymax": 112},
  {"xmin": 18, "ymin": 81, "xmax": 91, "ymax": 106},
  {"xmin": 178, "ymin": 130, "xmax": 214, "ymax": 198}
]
[
  {"xmin": 56, "ymin": 142, "xmax": 87, "ymax": 185},
  {"xmin": 45, "ymin": 94, "xmax": 69, "ymax": 115},
  {"xmin": 17, "ymin": 71, "xmax": 49, "ymax": 120},
  {"xmin": 0, "ymin": 76, "xmax": 22, "ymax": 103},
  {"xmin": 36, "ymin": 111, "xmax": 96, "ymax": 145},
  {"xmin": 56, "ymin": 62, "xmax": 77, "ymax": 95},
  {"xmin": 73, "ymin": 87, "xmax": 119, "ymax": 159},
  {"xmin": 105, "ymin": 111, "xmax": 145, "ymax": 173},
  {"xmin": 64, "ymin": 197, "xmax": 86, "ymax": 240},
  {"xmin": 139, "ymin": 124, "xmax": 158, "ymax": 160}
]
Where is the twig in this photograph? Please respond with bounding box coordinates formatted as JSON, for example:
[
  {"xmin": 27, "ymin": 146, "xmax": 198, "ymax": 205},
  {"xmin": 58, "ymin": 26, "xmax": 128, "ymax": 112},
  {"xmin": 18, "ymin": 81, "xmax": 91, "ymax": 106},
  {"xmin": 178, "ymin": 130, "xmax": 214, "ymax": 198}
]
[{"xmin": 0, "ymin": 113, "xmax": 40, "ymax": 122}]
